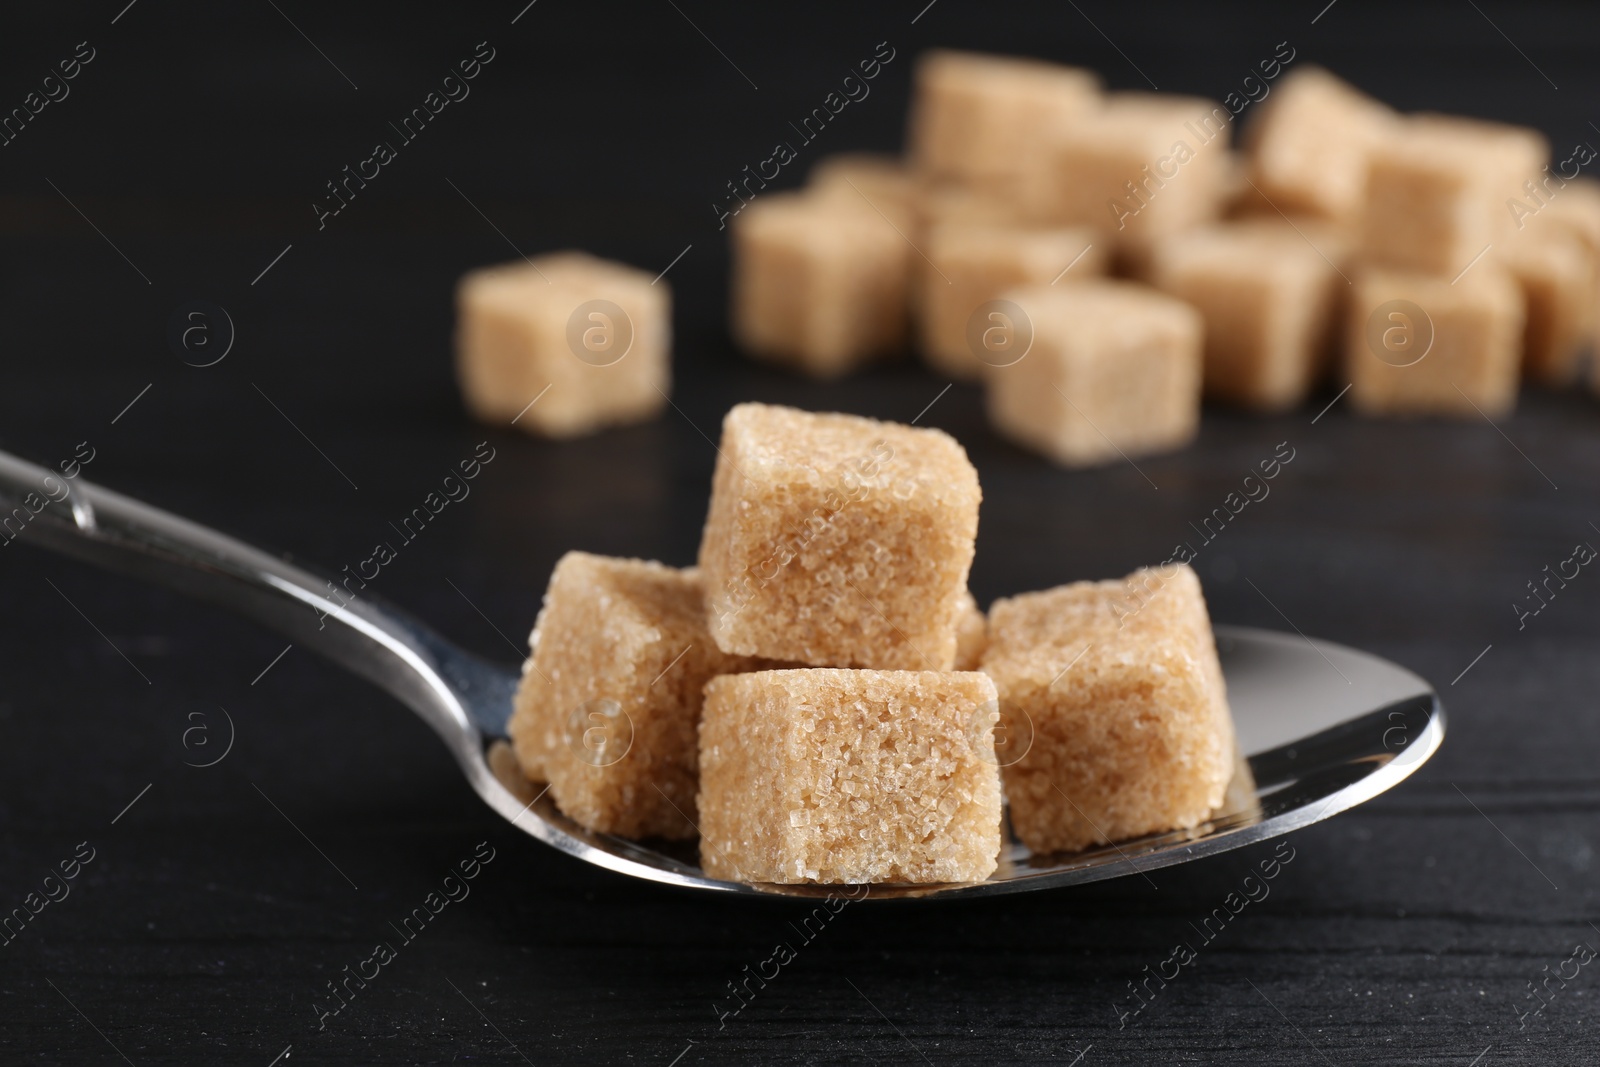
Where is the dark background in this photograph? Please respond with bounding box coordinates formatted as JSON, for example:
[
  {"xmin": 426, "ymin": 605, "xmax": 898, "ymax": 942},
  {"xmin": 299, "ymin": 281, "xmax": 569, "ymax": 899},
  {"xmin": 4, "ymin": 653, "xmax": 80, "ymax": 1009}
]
[{"xmin": 0, "ymin": 1, "xmax": 1596, "ymax": 1063}]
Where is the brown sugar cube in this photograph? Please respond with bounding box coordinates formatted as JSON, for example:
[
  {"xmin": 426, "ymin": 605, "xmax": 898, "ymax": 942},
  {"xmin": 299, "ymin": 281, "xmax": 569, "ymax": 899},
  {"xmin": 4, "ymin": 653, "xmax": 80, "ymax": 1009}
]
[
  {"xmin": 1243, "ymin": 66, "xmax": 1396, "ymax": 223},
  {"xmin": 455, "ymin": 252, "xmax": 669, "ymax": 438},
  {"xmin": 1522, "ymin": 174, "xmax": 1600, "ymax": 254},
  {"xmin": 1229, "ymin": 215, "xmax": 1354, "ymax": 372},
  {"xmin": 1346, "ymin": 265, "xmax": 1524, "ymax": 417},
  {"xmin": 698, "ymin": 403, "xmax": 980, "ymax": 670},
  {"xmin": 1519, "ymin": 176, "xmax": 1600, "ymax": 350},
  {"xmin": 697, "ymin": 669, "xmax": 1002, "ymax": 883},
  {"xmin": 1362, "ymin": 114, "xmax": 1549, "ymax": 276},
  {"xmin": 953, "ymin": 590, "xmax": 987, "ymax": 672},
  {"xmin": 919, "ymin": 222, "xmax": 1106, "ymax": 381},
  {"xmin": 1227, "ymin": 213, "xmax": 1354, "ymax": 268},
  {"xmin": 730, "ymin": 192, "xmax": 909, "ymax": 378},
  {"xmin": 918, "ymin": 182, "xmax": 1027, "ymax": 231},
  {"xmin": 1220, "ymin": 149, "xmax": 1273, "ymax": 219},
  {"xmin": 909, "ymin": 50, "xmax": 1100, "ymax": 188},
  {"xmin": 508, "ymin": 553, "xmax": 767, "ymax": 840},
  {"xmin": 808, "ymin": 153, "xmax": 920, "ymax": 230},
  {"xmin": 1498, "ymin": 230, "xmax": 1597, "ymax": 384},
  {"xmin": 1150, "ymin": 223, "xmax": 1342, "ymax": 410},
  {"xmin": 1025, "ymin": 93, "xmax": 1231, "ymax": 256},
  {"xmin": 981, "ymin": 564, "xmax": 1235, "ymax": 854},
  {"xmin": 985, "ymin": 280, "xmax": 1202, "ymax": 467}
]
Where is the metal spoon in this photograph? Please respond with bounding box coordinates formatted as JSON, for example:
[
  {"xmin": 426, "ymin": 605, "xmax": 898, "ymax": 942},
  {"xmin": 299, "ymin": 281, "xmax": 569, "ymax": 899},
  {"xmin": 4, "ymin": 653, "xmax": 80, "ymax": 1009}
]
[{"xmin": 0, "ymin": 450, "xmax": 1443, "ymax": 900}]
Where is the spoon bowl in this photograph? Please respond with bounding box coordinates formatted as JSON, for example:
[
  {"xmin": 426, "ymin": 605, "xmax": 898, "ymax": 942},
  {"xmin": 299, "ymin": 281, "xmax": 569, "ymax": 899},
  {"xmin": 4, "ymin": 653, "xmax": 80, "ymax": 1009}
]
[
  {"xmin": 479, "ymin": 625, "xmax": 1441, "ymax": 898},
  {"xmin": 0, "ymin": 451, "xmax": 1442, "ymax": 899}
]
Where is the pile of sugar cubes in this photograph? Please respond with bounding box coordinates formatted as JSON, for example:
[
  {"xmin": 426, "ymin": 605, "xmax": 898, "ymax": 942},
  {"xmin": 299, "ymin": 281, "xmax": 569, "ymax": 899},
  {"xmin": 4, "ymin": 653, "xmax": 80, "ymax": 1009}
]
[
  {"xmin": 506, "ymin": 403, "xmax": 1236, "ymax": 884},
  {"xmin": 729, "ymin": 52, "xmax": 1599, "ymax": 463}
]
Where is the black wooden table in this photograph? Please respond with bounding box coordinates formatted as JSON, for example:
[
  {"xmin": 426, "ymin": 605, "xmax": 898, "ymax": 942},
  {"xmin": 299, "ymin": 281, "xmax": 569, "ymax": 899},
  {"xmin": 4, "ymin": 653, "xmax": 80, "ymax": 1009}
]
[{"xmin": 1, "ymin": 2, "xmax": 1595, "ymax": 1063}]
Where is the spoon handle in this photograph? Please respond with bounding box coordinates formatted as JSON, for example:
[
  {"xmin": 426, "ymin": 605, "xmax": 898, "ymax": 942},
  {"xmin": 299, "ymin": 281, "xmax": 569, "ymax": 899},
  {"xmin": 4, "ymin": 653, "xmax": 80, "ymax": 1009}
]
[{"xmin": 0, "ymin": 448, "xmax": 514, "ymax": 748}]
